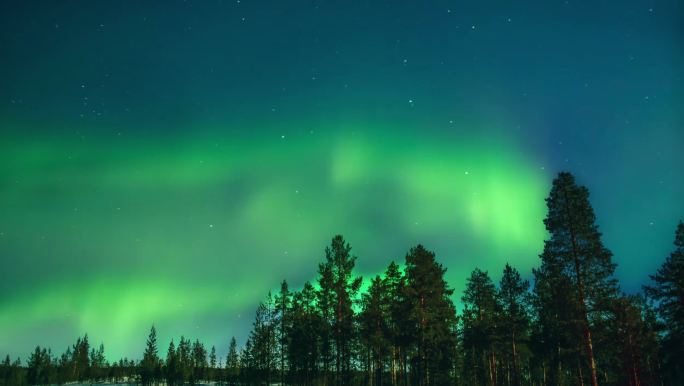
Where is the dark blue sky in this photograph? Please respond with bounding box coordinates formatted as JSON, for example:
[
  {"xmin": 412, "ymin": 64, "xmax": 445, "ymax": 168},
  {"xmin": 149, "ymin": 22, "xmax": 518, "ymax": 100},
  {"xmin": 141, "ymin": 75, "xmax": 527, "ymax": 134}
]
[{"xmin": 0, "ymin": 0, "xmax": 682, "ymax": 360}]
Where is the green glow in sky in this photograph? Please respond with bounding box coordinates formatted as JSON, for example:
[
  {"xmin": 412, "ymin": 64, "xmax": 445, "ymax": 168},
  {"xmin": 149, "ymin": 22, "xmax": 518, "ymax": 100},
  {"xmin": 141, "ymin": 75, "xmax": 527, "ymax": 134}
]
[{"xmin": 0, "ymin": 123, "xmax": 547, "ymax": 360}]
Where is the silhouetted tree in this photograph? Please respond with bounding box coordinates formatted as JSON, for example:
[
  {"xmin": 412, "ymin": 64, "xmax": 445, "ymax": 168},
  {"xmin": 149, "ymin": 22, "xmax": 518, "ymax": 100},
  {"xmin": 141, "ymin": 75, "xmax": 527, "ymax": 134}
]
[
  {"xmin": 275, "ymin": 280, "xmax": 292, "ymax": 385},
  {"xmin": 191, "ymin": 339, "xmax": 207, "ymax": 384},
  {"xmin": 226, "ymin": 336, "xmax": 240, "ymax": 385},
  {"xmin": 140, "ymin": 325, "xmax": 160, "ymax": 385},
  {"xmin": 250, "ymin": 295, "xmax": 277, "ymax": 384},
  {"xmin": 88, "ymin": 342, "xmax": 105, "ymax": 382},
  {"xmin": 360, "ymin": 275, "xmax": 390, "ymax": 386},
  {"xmin": 404, "ymin": 245, "xmax": 457, "ymax": 386},
  {"xmin": 644, "ymin": 220, "xmax": 684, "ymax": 384},
  {"xmin": 497, "ymin": 263, "xmax": 531, "ymax": 386},
  {"xmin": 288, "ymin": 281, "xmax": 321, "ymax": 385},
  {"xmin": 165, "ymin": 339, "xmax": 178, "ymax": 386},
  {"xmin": 209, "ymin": 345, "xmax": 217, "ymax": 382},
  {"xmin": 383, "ymin": 261, "xmax": 409, "ymax": 386},
  {"xmin": 71, "ymin": 334, "xmax": 90, "ymax": 382},
  {"xmin": 461, "ymin": 268, "xmax": 499, "ymax": 386},
  {"xmin": 539, "ymin": 172, "xmax": 619, "ymax": 386},
  {"xmin": 26, "ymin": 346, "xmax": 53, "ymax": 385},
  {"xmin": 319, "ymin": 235, "xmax": 362, "ymax": 386}
]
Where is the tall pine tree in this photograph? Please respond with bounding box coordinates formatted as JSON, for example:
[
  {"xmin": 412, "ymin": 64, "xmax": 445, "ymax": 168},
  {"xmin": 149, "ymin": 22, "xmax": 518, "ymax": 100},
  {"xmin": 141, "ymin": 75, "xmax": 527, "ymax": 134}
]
[
  {"xmin": 275, "ymin": 279, "xmax": 292, "ymax": 385},
  {"xmin": 404, "ymin": 245, "xmax": 457, "ymax": 386},
  {"xmin": 539, "ymin": 172, "xmax": 619, "ymax": 386},
  {"xmin": 497, "ymin": 264, "xmax": 531, "ymax": 386},
  {"xmin": 318, "ymin": 235, "xmax": 362, "ymax": 386}
]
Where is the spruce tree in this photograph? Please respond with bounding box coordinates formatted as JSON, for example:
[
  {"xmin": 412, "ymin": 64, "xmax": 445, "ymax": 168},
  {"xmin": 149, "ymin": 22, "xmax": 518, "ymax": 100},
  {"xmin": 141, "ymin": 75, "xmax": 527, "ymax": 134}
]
[
  {"xmin": 140, "ymin": 325, "xmax": 160, "ymax": 386},
  {"xmin": 644, "ymin": 220, "xmax": 684, "ymax": 383}
]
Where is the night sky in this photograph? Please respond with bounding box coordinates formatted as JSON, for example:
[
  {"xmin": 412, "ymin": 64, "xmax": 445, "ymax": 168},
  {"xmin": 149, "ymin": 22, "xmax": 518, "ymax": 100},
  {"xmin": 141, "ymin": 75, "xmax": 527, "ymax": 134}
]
[{"xmin": 1, "ymin": 0, "xmax": 682, "ymax": 362}]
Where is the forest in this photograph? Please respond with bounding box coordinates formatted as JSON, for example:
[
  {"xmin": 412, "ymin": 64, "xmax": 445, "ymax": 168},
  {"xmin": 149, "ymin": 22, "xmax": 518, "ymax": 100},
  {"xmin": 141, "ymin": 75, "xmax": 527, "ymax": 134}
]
[{"xmin": 1, "ymin": 172, "xmax": 682, "ymax": 386}]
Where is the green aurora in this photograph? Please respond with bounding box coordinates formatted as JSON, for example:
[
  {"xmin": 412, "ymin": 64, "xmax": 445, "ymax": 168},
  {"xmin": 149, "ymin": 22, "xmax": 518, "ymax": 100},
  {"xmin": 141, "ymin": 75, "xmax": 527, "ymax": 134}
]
[
  {"xmin": 1, "ymin": 0, "xmax": 682, "ymax": 363},
  {"xmin": 1, "ymin": 122, "xmax": 548, "ymax": 360}
]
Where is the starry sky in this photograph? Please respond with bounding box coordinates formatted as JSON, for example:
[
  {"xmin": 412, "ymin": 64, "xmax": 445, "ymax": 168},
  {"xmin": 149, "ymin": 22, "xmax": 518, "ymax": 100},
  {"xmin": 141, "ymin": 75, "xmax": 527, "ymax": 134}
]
[{"xmin": 0, "ymin": 0, "xmax": 682, "ymax": 362}]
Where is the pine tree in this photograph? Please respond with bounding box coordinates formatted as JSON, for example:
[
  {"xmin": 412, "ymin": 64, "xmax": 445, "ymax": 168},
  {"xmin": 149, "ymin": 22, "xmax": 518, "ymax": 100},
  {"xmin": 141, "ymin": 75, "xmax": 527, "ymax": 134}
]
[
  {"xmin": 532, "ymin": 248, "xmax": 580, "ymax": 385},
  {"xmin": 226, "ymin": 337, "xmax": 240, "ymax": 385},
  {"xmin": 317, "ymin": 261, "xmax": 335, "ymax": 385},
  {"xmin": 177, "ymin": 336, "xmax": 191, "ymax": 384},
  {"xmin": 360, "ymin": 275, "xmax": 390, "ymax": 386},
  {"xmin": 497, "ymin": 263, "xmax": 531, "ymax": 386},
  {"xmin": 540, "ymin": 172, "xmax": 619, "ymax": 386},
  {"xmin": 288, "ymin": 281, "xmax": 321, "ymax": 385},
  {"xmin": 209, "ymin": 345, "xmax": 217, "ymax": 382},
  {"xmin": 275, "ymin": 279, "xmax": 292, "ymax": 386},
  {"xmin": 240, "ymin": 337, "xmax": 254, "ymax": 385},
  {"xmin": 644, "ymin": 220, "xmax": 684, "ymax": 383},
  {"xmin": 461, "ymin": 268, "xmax": 499, "ymax": 386},
  {"xmin": 89, "ymin": 343, "xmax": 105, "ymax": 381},
  {"xmin": 1, "ymin": 356, "xmax": 24, "ymax": 386},
  {"xmin": 56, "ymin": 347, "xmax": 72, "ymax": 384},
  {"xmin": 250, "ymin": 295, "xmax": 277, "ymax": 384},
  {"xmin": 191, "ymin": 339, "xmax": 207, "ymax": 384},
  {"xmin": 140, "ymin": 325, "xmax": 160, "ymax": 385},
  {"xmin": 597, "ymin": 295, "xmax": 660, "ymax": 386},
  {"xmin": 165, "ymin": 340, "xmax": 178, "ymax": 386},
  {"xmin": 383, "ymin": 261, "xmax": 408, "ymax": 386},
  {"xmin": 404, "ymin": 245, "xmax": 457, "ymax": 386},
  {"xmin": 27, "ymin": 346, "xmax": 52, "ymax": 385},
  {"xmin": 318, "ymin": 235, "xmax": 362, "ymax": 386},
  {"xmin": 71, "ymin": 334, "xmax": 90, "ymax": 382}
]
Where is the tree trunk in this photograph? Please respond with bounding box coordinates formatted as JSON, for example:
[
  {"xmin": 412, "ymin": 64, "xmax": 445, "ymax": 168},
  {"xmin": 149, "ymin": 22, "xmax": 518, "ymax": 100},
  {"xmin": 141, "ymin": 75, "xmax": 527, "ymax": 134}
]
[
  {"xmin": 488, "ymin": 351, "xmax": 495, "ymax": 386},
  {"xmin": 563, "ymin": 185, "xmax": 599, "ymax": 386},
  {"xmin": 392, "ymin": 345, "xmax": 397, "ymax": 386},
  {"xmin": 492, "ymin": 351, "xmax": 498, "ymax": 386},
  {"xmin": 628, "ymin": 333, "xmax": 641, "ymax": 386},
  {"xmin": 512, "ymin": 331, "xmax": 518, "ymax": 386}
]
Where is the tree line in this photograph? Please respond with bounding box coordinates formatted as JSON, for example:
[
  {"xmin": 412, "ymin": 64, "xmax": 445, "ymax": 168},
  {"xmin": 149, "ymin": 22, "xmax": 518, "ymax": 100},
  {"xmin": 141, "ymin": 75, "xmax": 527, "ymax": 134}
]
[{"xmin": 1, "ymin": 172, "xmax": 682, "ymax": 386}]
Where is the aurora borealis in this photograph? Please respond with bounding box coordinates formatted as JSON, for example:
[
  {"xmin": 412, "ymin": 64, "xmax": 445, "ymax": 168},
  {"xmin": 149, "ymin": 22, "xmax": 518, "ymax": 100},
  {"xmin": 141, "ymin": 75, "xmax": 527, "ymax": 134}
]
[{"xmin": 0, "ymin": 0, "xmax": 682, "ymax": 362}]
